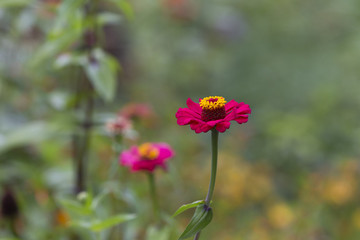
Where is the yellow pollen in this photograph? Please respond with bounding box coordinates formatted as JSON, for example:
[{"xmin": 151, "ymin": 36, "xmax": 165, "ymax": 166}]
[
  {"xmin": 138, "ymin": 143, "xmax": 159, "ymax": 160},
  {"xmin": 199, "ymin": 96, "xmax": 227, "ymax": 110}
]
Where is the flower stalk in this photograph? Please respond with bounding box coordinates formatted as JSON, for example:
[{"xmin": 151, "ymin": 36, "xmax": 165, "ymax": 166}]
[
  {"xmin": 194, "ymin": 129, "xmax": 219, "ymax": 240},
  {"xmin": 148, "ymin": 173, "xmax": 160, "ymax": 221},
  {"xmin": 205, "ymin": 129, "xmax": 219, "ymax": 205}
]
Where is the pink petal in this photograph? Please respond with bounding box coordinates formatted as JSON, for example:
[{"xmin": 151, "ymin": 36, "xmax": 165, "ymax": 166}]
[
  {"xmin": 176, "ymin": 108, "xmax": 201, "ymax": 125},
  {"xmin": 189, "ymin": 121, "xmax": 212, "ymax": 133},
  {"xmin": 235, "ymin": 103, "xmax": 252, "ymax": 114},
  {"xmin": 153, "ymin": 143, "xmax": 175, "ymax": 160},
  {"xmin": 186, "ymin": 98, "xmax": 202, "ymax": 115},
  {"xmin": 234, "ymin": 115, "xmax": 249, "ymax": 124},
  {"xmin": 215, "ymin": 121, "xmax": 231, "ymax": 132},
  {"xmin": 119, "ymin": 147, "xmax": 139, "ymax": 166},
  {"xmin": 131, "ymin": 160, "xmax": 157, "ymax": 172},
  {"xmin": 225, "ymin": 100, "xmax": 240, "ymax": 113}
]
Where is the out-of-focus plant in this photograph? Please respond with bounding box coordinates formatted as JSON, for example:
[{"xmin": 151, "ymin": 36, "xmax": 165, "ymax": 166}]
[
  {"xmin": 59, "ymin": 191, "xmax": 136, "ymax": 239},
  {"xmin": 174, "ymin": 96, "xmax": 251, "ymax": 239},
  {"xmin": 29, "ymin": 0, "xmax": 132, "ymax": 194}
]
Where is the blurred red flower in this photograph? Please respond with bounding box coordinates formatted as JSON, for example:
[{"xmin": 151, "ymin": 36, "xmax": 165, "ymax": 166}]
[
  {"xmin": 175, "ymin": 96, "xmax": 251, "ymax": 133},
  {"xmin": 119, "ymin": 143, "xmax": 175, "ymax": 172}
]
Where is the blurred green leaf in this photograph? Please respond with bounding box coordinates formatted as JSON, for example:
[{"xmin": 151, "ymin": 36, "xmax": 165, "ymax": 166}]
[
  {"xmin": 0, "ymin": 122, "xmax": 62, "ymax": 154},
  {"xmin": 172, "ymin": 200, "xmax": 205, "ymax": 217},
  {"xmin": 31, "ymin": 30, "xmax": 82, "ymax": 68},
  {"xmin": 60, "ymin": 198, "xmax": 93, "ymax": 216},
  {"xmin": 0, "ymin": 0, "xmax": 30, "ymax": 8},
  {"xmin": 146, "ymin": 226, "xmax": 171, "ymax": 240},
  {"xmin": 97, "ymin": 12, "xmax": 123, "ymax": 26},
  {"xmin": 83, "ymin": 48, "xmax": 120, "ymax": 102},
  {"xmin": 107, "ymin": 0, "xmax": 134, "ymax": 20},
  {"xmin": 31, "ymin": 0, "xmax": 85, "ymax": 68},
  {"xmin": 91, "ymin": 191, "xmax": 108, "ymax": 210},
  {"xmin": 89, "ymin": 214, "xmax": 136, "ymax": 232},
  {"xmin": 178, "ymin": 204, "xmax": 213, "ymax": 240},
  {"xmin": 52, "ymin": 0, "xmax": 86, "ymax": 34}
]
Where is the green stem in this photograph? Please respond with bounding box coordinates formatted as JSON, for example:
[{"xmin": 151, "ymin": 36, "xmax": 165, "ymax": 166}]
[
  {"xmin": 205, "ymin": 129, "xmax": 219, "ymax": 205},
  {"xmin": 194, "ymin": 129, "xmax": 219, "ymax": 240},
  {"xmin": 148, "ymin": 172, "xmax": 160, "ymax": 221}
]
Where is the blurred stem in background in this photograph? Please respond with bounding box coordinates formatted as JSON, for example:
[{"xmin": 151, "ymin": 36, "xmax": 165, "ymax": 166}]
[
  {"xmin": 194, "ymin": 129, "xmax": 219, "ymax": 240},
  {"xmin": 73, "ymin": 1, "xmax": 99, "ymax": 194},
  {"xmin": 148, "ymin": 172, "xmax": 160, "ymax": 222}
]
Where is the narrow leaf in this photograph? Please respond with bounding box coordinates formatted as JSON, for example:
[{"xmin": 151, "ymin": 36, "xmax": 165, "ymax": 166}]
[
  {"xmin": 178, "ymin": 204, "xmax": 213, "ymax": 240},
  {"xmin": 172, "ymin": 200, "xmax": 205, "ymax": 217},
  {"xmin": 89, "ymin": 214, "xmax": 136, "ymax": 232}
]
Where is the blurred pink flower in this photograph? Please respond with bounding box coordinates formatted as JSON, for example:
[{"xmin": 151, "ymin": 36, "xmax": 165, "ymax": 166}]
[
  {"xmin": 119, "ymin": 103, "xmax": 154, "ymax": 120},
  {"xmin": 175, "ymin": 96, "xmax": 251, "ymax": 133},
  {"xmin": 106, "ymin": 116, "xmax": 132, "ymax": 135},
  {"xmin": 119, "ymin": 143, "xmax": 175, "ymax": 172}
]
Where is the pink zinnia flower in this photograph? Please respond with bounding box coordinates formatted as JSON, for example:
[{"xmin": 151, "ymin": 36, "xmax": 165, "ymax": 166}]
[
  {"xmin": 175, "ymin": 96, "xmax": 251, "ymax": 133},
  {"xmin": 119, "ymin": 143, "xmax": 175, "ymax": 172}
]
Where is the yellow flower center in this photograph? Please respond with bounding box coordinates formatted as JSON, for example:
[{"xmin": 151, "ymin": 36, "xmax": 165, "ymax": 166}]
[
  {"xmin": 138, "ymin": 143, "xmax": 159, "ymax": 160},
  {"xmin": 199, "ymin": 96, "xmax": 227, "ymax": 122},
  {"xmin": 199, "ymin": 96, "xmax": 227, "ymax": 110}
]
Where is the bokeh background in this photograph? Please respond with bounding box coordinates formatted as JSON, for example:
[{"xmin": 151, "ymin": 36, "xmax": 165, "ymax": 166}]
[{"xmin": 1, "ymin": 0, "xmax": 360, "ymax": 239}]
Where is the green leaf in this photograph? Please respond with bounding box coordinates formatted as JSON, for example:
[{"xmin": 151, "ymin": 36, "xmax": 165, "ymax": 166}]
[
  {"xmin": 146, "ymin": 225, "xmax": 171, "ymax": 240},
  {"xmin": 83, "ymin": 49, "xmax": 120, "ymax": 102},
  {"xmin": 0, "ymin": 0, "xmax": 31, "ymax": 8},
  {"xmin": 0, "ymin": 121, "xmax": 63, "ymax": 154},
  {"xmin": 52, "ymin": 0, "xmax": 86, "ymax": 34},
  {"xmin": 59, "ymin": 198, "xmax": 93, "ymax": 216},
  {"xmin": 107, "ymin": 0, "xmax": 134, "ymax": 20},
  {"xmin": 91, "ymin": 191, "xmax": 108, "ymax": 210},
  {"xmin": 31, "ymin": 29, "xmax": 82, "ymax": 68},
  {"xmin": 97, "ymin": 12, "xmax": 123, "ymax": 26},
  {"xmin": 89, "ymin": 214, "xmax": 136, "ymax": 232},
  {"xmin": 178, "ymin": 204, "xmax": 213, "ymax": 240},
  {"xmin": 172, "ymin": 200, "xmax": 205, "ymax": 217}
]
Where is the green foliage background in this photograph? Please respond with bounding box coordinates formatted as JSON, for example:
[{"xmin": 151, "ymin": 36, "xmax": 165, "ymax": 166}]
[{"xmin": 1, "ymin": 0, "xmax": 360, "ymax": 239}]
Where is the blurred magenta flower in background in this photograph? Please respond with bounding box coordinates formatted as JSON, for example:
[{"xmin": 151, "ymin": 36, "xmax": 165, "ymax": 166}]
[
  {"xmin": 119, "ymin": 143, "xmax": 175, "ymax": 172},
  {"xmin": 175, "ymin": 96, "xmax": 251, "ymax": 133}
]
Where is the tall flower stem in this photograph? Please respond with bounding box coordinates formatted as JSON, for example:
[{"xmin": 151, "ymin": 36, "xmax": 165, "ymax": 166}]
[
  {"xmin": 147, "ymin": 172, "xmax": 160, "ymax": 221},
  {"xmin": 205, "ymin": 129, "xmax": 219, "ymax": 205},
  {"xmin": 194, "ymin": 128, "xmax": 219, "ymax": 240}
]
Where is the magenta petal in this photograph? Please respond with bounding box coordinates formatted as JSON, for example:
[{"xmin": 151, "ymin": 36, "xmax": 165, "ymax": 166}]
[
  {"xmin": 225, "ymin": 100, "xmax": 240, "ymax": 113},
  {"xmin": 215, "ymin": 121, "xmax": 231, "ymax": 132},
  {"xmin": 189, "ymin": 121, "xmax": 212, "ymax": 133},
  {"xmin": 176, "ymin": 108, "xmax": 201, "ymax": 125},
  {"xmin": 235, "ymin": 103, "xmax": 252, "ymax": 114},
  {"xmin": 132, "ymin": 160, "xmax": 156, "ymax": 172},
  {"xmin": 186, "ymin": 98, "xmax": 202, "ymax": 114},
  {"xmin": 119, "ymin": 147, "xmax": 138, "ymax": 166},
  {"xmin": 153, "ymin": 143, "xmax": 175, "ymax": 160},
  {"xmin": 234, "ymin": 115, "xmax": 249, "ymax": 124},
  {"xmin": 200, "ymin": 123, "xmax": 213, "ymax": 133}
]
